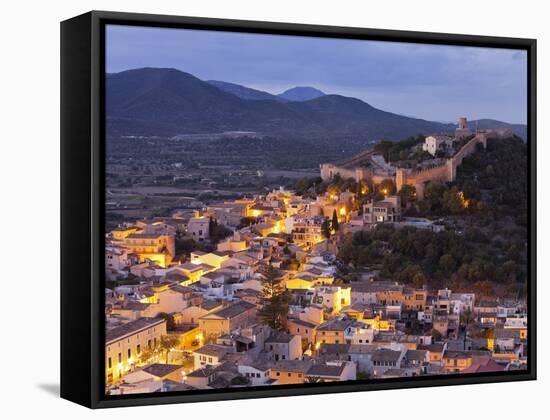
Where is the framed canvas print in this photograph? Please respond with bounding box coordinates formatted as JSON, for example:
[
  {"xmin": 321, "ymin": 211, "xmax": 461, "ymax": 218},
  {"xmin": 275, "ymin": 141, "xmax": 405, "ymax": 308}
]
[{"xmin": 60, "ymin": 11, "xmax": 536, "ymax": 408}]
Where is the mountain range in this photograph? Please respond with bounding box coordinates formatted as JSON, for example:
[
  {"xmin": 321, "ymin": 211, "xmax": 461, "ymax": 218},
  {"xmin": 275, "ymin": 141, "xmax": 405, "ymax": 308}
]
[{"xmin": 106, "ymin": 67, "xmax": 526, "ymax": 141}]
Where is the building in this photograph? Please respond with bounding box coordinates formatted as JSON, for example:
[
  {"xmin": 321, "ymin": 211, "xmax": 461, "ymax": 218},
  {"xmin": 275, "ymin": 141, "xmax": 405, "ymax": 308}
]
[
  {"xmin": 315, "ymin": 319, "xmax": 361, "ymax": 345},
  {"xmin": 371, "ymin": 349, "xmax": 405, "ymax": 377},
  {"xmin": 287, "ymin": 318, "xmax": 318, "ymax": 345},
  {"xmin": 422, "ymin": 135, "xmax": 454, "ymax": 156},
  {"xmin": 363, "ymin": 196, "xmax": 401, "ymax": 225},
  {"xmin": 124, "ymin": 363, "xmax": 185, "ymax": 385},
  {"xmin": 190, "ymin": 250, "xmax": 231, "ymax": 270},
  {"xmin": 193, "ymin": 344, "xmax": 232, "ymax": 370},
  {"xmin": 123, "ymin": 232, "xmax": 175, "ymax": 267},
  {"xmin": 237, "ymin": 361, "xmax": 273, "ymax": 386},
  {"xmin": 198, "ymin": 301, "xmax": 256, "ymax": 339},
  {"xmin": 442, "ymin": 350, "xmax": 473, "ymax": 373},
  {"xmin": 265, "ymin": 332, "xmax": 302, "ymax": 361},
  {"xmin": 187, "ymin": 217, "xmax": 210, "ymax": 241},
  {"xmin": 291, "ymin": 215, "xmax": 325, "ymax": 249},
  {"xmin": 306, "ymin": 361, "xmax": 356, "ymax": 382},
  {"xmin": 270, "ymin": 360, "xmax": 314, "ymax": 385},
  {"xmin": 105, "ymin": 317, "xmax": 167, "ymax": 383},
  {"xmin": 314, "ymin": 286, "xmax": 351, "ymax": 315}
]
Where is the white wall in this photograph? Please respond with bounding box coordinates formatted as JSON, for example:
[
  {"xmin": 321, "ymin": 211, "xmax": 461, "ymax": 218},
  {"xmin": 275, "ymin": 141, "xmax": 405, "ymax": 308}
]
[{"xmin": 2, "ymin": 0, "xmax": 547, "ymax": 418}]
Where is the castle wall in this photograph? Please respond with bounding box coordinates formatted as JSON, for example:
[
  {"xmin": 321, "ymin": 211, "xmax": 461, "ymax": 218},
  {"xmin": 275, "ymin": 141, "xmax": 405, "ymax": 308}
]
[
  {"xmin": 321, "ymin": 127, "xmax": 510, "ymax": 199},
  {"xmin": 396, "ymin": 133, "xmax": 489, "ymax": 200},
  {"xmin": 320, "ymin": 164, "xmax": 357, "ymax": 181}
]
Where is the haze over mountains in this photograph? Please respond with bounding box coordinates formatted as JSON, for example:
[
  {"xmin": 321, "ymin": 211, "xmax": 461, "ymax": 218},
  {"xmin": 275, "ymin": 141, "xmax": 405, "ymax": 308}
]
[{"xmin": 106, "ymin": 68, "xmax": 526, "ymax": 141}]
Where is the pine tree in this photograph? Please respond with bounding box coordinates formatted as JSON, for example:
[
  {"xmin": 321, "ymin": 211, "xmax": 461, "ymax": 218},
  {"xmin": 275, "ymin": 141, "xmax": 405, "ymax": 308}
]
[
  {"xmin": 259, "ymin": 266, "xmax": 284, "ymax": 299},
  {"xmin": 257, "ymin": 266, "xmax": 289, "ymax": 330},
  {"xmin": 331, "ymin": 209, "xmax": 339, "ymax": 232},
  {"xmin": 321, "ymin": 218, "xmax": 331, "ymax": 239}
]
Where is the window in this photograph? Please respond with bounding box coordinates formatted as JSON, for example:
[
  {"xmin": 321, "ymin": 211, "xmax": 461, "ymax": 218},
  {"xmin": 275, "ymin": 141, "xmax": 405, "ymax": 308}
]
[
  {"xmin": 127, "ymin": 349, "xmax": 131, "ymax": 359},
  {"xmin": 256, "ymin": 373, "xmax": 260, "ymax": 378},
  {"xmin": 276, "ymin": 372, "xmax": 280, "ymax": 376},
  {"xmin": 108, "ymin": 357, "xmax": 112, "ymax": 368},
  {"xmin": 298, "ymin": 373, "xmax": 302, "ymax": 378},
  {"xmin": 288, "ymin": 373, "xmax": 291, "ymax": 377},
  {"xmin": 148, "ymin": 339, "xmax": 152, "ymax": 348},
  {"xmin": 137, "ymin": 344, "xmax": 141, "ymax": 354},
  {"xmin": 208, "ymin": 357, "xmax": 213, "ymax": 363},
  {"xmin": 118, "ymin": 353, "xmax": 122, "ymax": 363}
]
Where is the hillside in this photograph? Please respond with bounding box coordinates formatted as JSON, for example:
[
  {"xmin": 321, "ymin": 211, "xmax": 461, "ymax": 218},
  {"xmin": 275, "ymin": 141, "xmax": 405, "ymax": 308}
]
[
  {"xmin": 468, "ymin": 119, "xmax": 527, "ymax": 142},
  {"xmin": 277, "ymin": 86, "xmax": 325, "ymax": 101},
  {"xmin": 207, "ymin": 80, "xmax": 285, "ymax": 102},
  {"xmin": 106, "ymin": 68, "xmax": 526, "ymax": 142}
]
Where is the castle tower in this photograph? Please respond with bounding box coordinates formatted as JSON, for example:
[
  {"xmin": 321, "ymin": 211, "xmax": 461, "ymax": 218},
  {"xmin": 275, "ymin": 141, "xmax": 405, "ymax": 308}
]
[{"xmin": 455, "ymin": 117, "xmax": 472, "ymax": 139}]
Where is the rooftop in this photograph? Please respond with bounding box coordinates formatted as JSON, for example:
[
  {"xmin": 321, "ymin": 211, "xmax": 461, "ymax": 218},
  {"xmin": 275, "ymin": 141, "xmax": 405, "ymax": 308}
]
[
  {"xmin": 142, "ymin": 363, "xmax": 182, "ymax": 378},
  {"xmin": 106, "ymin": 317, "xmax": 165, "ymax": 344},
  {"xmin": 307, "ymin": 363, "xmax": 346, "ymax": 377},
  {"xmin": 265, "ymin": 331, "xmax": 296, "ymax": 344},
  {"xmin": 127, "ymin": 233, "xmax": 163, "ymax": 239},
  {"xmin": 272, "ymin": 360, "xmax": 313, "ymax": 373},
  {"xmin": 194, "ymin": 344, "xmax": 231, "ymax": 359},
  {"xmin": 371, "ymin": 349, "xmax": 402, "ymax": 363},
  {"xmin": 201, "ymin": 301, "xmax": 255, "ymax": 320},
  {"xmin": 317, "ymin": 319, "xmax": 358, "ymax": 332}
]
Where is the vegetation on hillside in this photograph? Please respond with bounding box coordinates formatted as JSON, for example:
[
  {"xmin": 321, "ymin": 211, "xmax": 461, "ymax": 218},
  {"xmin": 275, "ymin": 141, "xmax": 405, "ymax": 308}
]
[{"xmin": 338, "ymin": 137, "xmax": 528, "ymax": 299}]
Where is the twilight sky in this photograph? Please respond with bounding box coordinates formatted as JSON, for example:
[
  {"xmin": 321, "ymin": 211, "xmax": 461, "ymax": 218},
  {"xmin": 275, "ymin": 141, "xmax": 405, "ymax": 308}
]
[{"xmin": 106, "ymin": 24, "xmax": 527, "ymax": 124}]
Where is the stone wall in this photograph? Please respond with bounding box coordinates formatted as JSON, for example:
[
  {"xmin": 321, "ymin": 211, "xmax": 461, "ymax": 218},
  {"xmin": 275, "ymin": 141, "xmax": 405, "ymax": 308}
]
[
  {"xmin": 396, "ymin": 133, "xmax": 490, "ymax": 199},
  {"xmin": 321, "ymin": 128, "xmax": 511, "ymax": 198}
]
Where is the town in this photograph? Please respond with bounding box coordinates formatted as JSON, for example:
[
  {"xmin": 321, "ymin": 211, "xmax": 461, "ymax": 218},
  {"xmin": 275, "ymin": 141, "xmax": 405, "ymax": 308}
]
[{"xmin": 104, "ymin": 118, "xmax": 528, "ymax": 394}]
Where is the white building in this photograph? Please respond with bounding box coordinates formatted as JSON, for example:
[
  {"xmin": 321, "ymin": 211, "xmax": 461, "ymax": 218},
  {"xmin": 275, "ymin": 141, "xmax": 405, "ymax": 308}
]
[
  {"xmin": 422, "ymin": 135, "xmax": 454, "ymax": 156},
  {"xmin": 237, "ymin": 362, "xmax": 273, "ymax": 386}
]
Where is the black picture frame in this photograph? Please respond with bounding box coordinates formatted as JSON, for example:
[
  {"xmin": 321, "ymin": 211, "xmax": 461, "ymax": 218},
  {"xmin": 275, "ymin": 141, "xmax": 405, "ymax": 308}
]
[{"xmin": 60, "ymin": 10, "xmax": 537, "ymax": 409}]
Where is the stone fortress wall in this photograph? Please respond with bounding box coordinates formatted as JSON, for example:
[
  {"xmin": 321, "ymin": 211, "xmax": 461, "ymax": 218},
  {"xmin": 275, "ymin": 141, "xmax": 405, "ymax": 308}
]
[{"xmin": 320, "ymin": 118, "xmax": 514, "ymax": 200}]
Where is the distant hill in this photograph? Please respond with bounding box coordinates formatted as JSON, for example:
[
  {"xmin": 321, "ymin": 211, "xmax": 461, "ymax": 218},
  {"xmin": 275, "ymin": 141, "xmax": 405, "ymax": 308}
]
[
  {"xmin": 207, "ymin": 80, "xmax": 285, "ymax": 102},
  {"xmin": 278, "ymin": 86, "xmax": 325, "ymax": 102},
  {"xmin": 468, "ymin": 119, "xmax": 527, "ymax": 141},
  {"xmin": 106, "ymin": 68, "xmax": 526, "ymax": 143}
]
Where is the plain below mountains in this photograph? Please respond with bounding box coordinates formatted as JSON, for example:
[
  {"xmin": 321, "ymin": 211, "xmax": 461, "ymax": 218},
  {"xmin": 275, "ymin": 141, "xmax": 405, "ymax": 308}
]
[{"xmin": 106, "ymin": 67, "xmax": 526, "ymax": 141}]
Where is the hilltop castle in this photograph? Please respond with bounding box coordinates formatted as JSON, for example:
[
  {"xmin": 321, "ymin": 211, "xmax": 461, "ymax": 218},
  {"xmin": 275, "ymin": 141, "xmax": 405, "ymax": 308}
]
[{"xmin": 320, "ymin": 117, "xmax": 514, "ymax": 200}]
